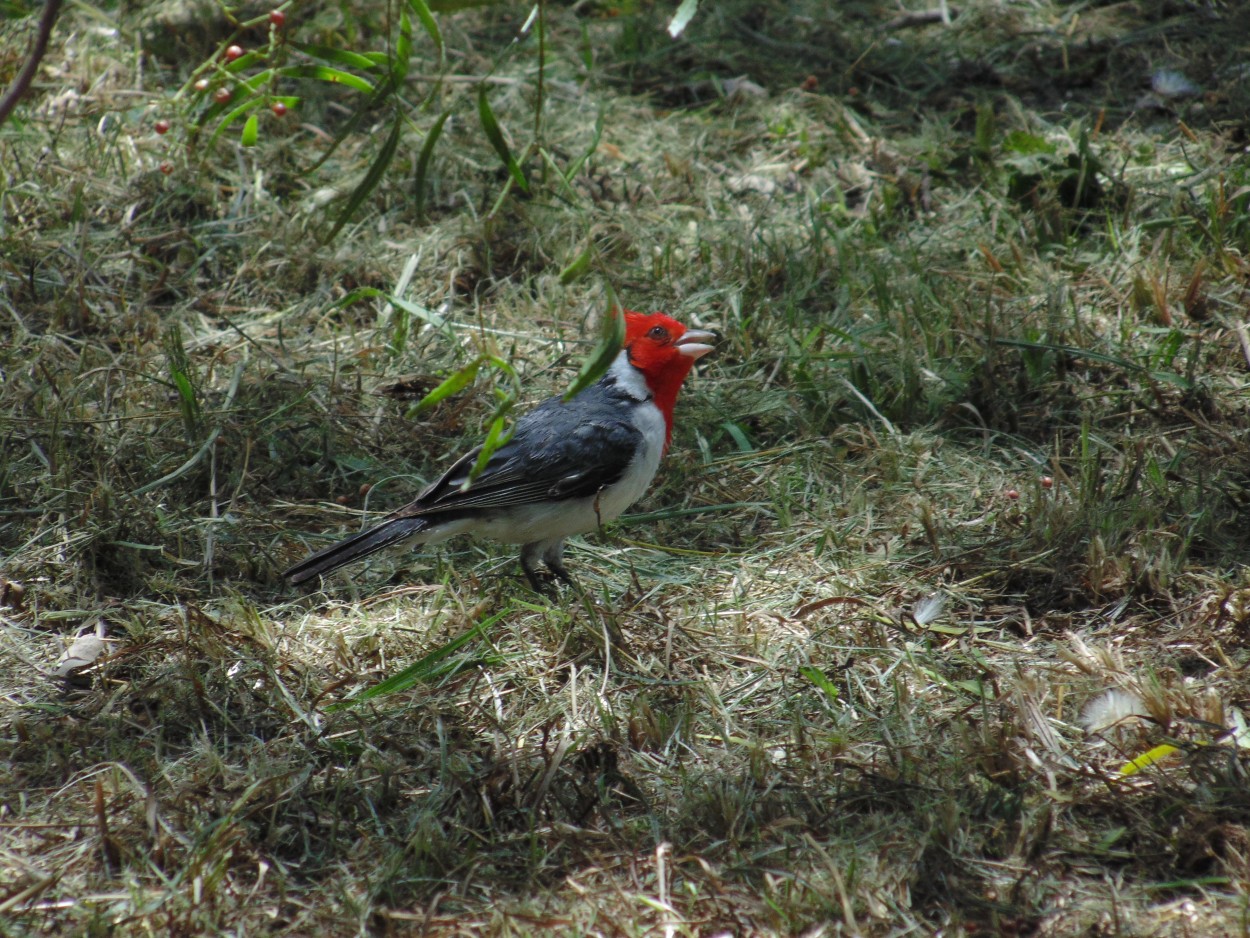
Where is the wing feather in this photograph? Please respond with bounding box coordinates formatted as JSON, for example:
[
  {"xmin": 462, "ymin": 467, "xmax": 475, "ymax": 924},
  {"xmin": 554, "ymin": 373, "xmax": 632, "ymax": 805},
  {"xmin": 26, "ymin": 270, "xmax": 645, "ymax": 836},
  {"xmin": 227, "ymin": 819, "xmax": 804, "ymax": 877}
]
[{"xmin": 387, "ymin": 390, "xmax": 644, "ymax": 521}]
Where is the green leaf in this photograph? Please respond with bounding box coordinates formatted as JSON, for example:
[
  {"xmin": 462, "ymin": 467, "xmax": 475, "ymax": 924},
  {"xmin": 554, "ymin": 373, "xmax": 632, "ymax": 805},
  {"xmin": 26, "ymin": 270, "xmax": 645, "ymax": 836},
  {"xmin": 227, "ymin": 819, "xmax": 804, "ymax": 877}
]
[
  {"xmin": 324, "ymin": 114, "xmax": 403, "ymax": 243},
  {"xmin": 275, "ymin": 64, "xmax": 377, "ymax": 95},
  {"xmin": 720, "ymin": 421, "xmax": 754, "ymax": 453},
  {"xmin": 394, "ymin": 7, "xmax": 413, "ymax": 84},
  {"xmin": 387, "ymin": 295, "xmax": 454, "ymax": 339},
  {"xmin": 240, "ymin": 113, "xmax": 259, "ymax": 147},
  {"xmin": 1004, "ymin": 130, "xmax": 1057, "ymax": 156},
  {"xmin": 990, "ymin": 338, "xmax": 1192, "ymax": 390},
  {"xmin": 478, "ymin": 84, "xmax": 528, "ymax": 192},
  {"xmin": 206, "ymin": 96, "xmax": 267, "ymax": 149},
  {"xmin": 163, "ymin": 324, "xmax": 202, "ymax": 442},
  {"xmin": 237, "ymin": 69, "xmax": 278, "ymax": 96},
  {"xmin": 291, "ymin": 43, "xmax": 387, "ymax": 72},
  {"xmin": 389, "ymin": 294, "xmax": 409, "ymax": 354},
  {"xmin": 564, "ymin": 107, "xmax": 603, "ymax": 182},
  {"xmin": 563, "ymin": 305, "xmax": 624, "ymax": 401},
  {"xmin": 325, "ymin": 607, "xmax": 512, "ymax": 710},
  {"xmin": 799, "ymin": 665, "xmax": 840, "ymax": 703},
  {"xmin": 406, "ymin": 358, "xmax": 482, "ymax": 418},
  {"xmin": 667, "ymin": 0, "xmax": 699, "ymax": 37},
  {"xmin": 558, "ymin": 241, "xmax": 593, "ymax": 284},
  {"xmin": 540, "ymin": 148, "xmax": 581, "ymax": 205},
  {"xmin": 414, "ymin": 110, "xmax": 450, "ymax": 219},
  {"xmin": 467, "ymin": 414, "xmax": 513, "ymax": 488},
  {"xmin": 224, "ymin": 50, "xmax": 266, "ymax": 74},
  {"xmin": 408, "ymin": 0, "xmax": 444, "ymax": 62}
]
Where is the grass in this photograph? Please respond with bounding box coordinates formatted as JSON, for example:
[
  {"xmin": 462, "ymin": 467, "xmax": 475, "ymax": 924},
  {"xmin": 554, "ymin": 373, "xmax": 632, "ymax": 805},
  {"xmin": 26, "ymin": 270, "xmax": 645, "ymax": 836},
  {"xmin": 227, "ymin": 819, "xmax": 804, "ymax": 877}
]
[{"xmin": 3, "ymin": 0, "xmax": 1250, "ymax": 933}]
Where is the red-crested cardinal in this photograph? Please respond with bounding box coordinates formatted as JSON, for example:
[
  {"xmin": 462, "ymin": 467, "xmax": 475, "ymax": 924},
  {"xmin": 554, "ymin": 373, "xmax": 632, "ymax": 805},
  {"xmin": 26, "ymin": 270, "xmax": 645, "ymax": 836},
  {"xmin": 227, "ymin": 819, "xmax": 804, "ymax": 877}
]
[{"xmin": 283, "ymin": 311, "xmax": 715, "ymax": 589}]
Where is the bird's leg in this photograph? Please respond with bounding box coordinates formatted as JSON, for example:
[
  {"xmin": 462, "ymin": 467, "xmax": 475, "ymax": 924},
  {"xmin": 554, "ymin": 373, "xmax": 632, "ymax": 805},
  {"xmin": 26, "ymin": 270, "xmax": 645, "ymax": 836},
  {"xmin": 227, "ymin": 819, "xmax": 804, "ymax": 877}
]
[
  {"xmin": 542, "ymin": 539, "xmax": 578, "ymax": 588},
  {"xmin": 520, "ymin": 542, "xmax": 548, "ymax": 591}
]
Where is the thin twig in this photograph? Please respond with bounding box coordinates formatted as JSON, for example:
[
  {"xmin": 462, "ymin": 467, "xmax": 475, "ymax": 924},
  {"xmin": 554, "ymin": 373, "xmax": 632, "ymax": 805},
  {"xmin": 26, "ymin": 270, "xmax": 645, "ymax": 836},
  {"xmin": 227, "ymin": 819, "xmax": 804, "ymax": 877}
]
[{"xmin": 0, "ymin": 0, "xmax": 65, "ymax": 129}]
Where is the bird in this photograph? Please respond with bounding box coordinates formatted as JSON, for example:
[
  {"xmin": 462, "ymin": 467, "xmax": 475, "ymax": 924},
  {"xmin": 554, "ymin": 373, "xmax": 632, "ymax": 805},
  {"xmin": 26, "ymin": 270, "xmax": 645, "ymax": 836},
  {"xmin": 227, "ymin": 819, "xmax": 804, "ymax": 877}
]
[{"xmin": 283, "ymin": 311, "xmax": 715, "ymax": 590}]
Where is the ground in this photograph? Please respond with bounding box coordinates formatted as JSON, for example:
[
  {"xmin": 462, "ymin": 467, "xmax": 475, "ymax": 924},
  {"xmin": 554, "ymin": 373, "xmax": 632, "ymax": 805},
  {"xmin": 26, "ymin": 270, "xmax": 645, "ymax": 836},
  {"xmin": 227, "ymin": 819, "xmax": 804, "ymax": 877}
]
[{"xmin": 2, "ymin": 0, "xmax": 1250, "ymax": 934}]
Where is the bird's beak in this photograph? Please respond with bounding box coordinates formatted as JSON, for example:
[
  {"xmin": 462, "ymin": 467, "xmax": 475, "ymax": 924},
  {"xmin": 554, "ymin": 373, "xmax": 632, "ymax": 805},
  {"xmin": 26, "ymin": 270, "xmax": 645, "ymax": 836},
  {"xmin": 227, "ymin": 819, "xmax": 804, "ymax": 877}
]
[{"xmin": 676, "ymin": 329, "xmax": 716, "ymax": 360}]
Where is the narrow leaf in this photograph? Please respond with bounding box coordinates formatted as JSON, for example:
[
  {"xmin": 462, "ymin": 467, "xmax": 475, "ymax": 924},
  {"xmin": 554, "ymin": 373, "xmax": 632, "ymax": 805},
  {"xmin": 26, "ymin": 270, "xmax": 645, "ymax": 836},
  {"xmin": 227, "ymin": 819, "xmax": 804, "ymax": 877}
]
[
  {"xmin": 224, "ymin": 50, "xmax": 265, "ymax": 73},
  {"xmin": 478, "ymin": 85, "xmax": 528, "ymax": 192},
  {"xmin": 558, "ymin": 241, "xmax": 593, "ymax": 284},
  {"xmin": 389, "ymin": 295, "xmax": 409, "ymax": 354},
  {"xmin": 326, "ymin": 608, "xmax": 511, "ymax": 709},
  {"xmin": 276, "ymin": 64, "xmax": 377, "ymax": 94},
  {"xmin": 206, "ymin": 96, "xmax": 267, "ymax": 150},
  {"xmin": 467, "ymin": 414, "xmax": 513, "ymax": 488},
  {"xmin": 406, "ymin": 358, "xmax": 482, "ymax": 418},
  {"xmin": 720, "ymin": 421, "xmax": 755, "ymax": 453},
  {"xmin": 990, "ymin": 338, "xmax": 1192, "ymax": 390},
  {"xmin": 408, "ymin": 0, "xmax": 444, "ymax": 62},
  {"xmin": 799, "ymin": 665, "xmax": 840, "ymax": 702},
  {"xmin": 414, "ymin": 110, "xmax": 450, "ymax": 219},
  {"xmin": 394, "ymin": 7, "xmax": 413, "ymax": 84},
  {"xmin": 240, "ymin": 112, "xmax": 259, "ymax": 147},
  {"xmin": 387, "ymin": 295, "xmax": 454, "ymax": 338},
  {"xmin": 324, "ymin": 114, "xmax": 403, "ymax": 243},
  {"xmin": 564, "ymin": 107, "xmax": 604, "ymax": 182},
  {"xmin": 563, "ymin": 305, "xmax": 624, "ymax": 401},
  {"xmin": 540, "ymin": 148, "xmax": 581, "ymax": 204},
  {"xmin": 291, "ymin": 43, "xmax": 387, "ymax": 72}
]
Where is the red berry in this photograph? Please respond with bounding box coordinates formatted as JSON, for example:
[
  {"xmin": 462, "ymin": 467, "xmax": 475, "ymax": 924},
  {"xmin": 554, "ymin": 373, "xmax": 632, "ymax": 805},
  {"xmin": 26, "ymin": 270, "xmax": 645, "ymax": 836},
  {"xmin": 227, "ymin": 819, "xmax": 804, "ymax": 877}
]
[
  {"xmin": 269, "ymin": 9, "xmax": 286, "ymax": 28},
  {"xmin": 214, "ymin": 87, "xmax": 232, "ymax": 104},
  {"xmin": 194, "ymin": 78, "xmax": 210, "ymax": 92},
  {"xmin": 1041, "ymin": 476, "xmax": 1054, "ymax": 489},
  {"xmin": 1005, "ymin": 489, "xmax": 1020, "ymax": 500},
  {"xmin": 225, "ymin": 44, "xmax": 244, "ymax": 62},
  {"xmin": 271, "ymin": 101, "xmax": 288, "ymax": 117},
  {"xmin": 154, "ymin": 119, "xmax": 170, "ymax": 135},
  {"xmin": 159, "ymin": 162, "xmax": 173, "ymax": 175}
]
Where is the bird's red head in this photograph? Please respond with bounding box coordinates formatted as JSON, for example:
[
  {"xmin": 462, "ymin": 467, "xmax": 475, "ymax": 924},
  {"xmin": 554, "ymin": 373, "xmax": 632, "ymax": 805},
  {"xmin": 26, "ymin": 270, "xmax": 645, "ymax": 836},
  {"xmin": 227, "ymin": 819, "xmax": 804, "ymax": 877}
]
[{"xmin": 622, "ymin": 311, "xmax": 715, "ymax": 449}]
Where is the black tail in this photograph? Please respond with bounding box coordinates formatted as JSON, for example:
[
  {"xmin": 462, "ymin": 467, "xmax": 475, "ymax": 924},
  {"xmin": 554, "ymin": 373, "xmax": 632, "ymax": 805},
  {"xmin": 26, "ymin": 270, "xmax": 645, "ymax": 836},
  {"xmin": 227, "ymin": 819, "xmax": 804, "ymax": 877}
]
[{"xmin": 283, "ymin": 517, "xmax": 428, "ymax": 585}]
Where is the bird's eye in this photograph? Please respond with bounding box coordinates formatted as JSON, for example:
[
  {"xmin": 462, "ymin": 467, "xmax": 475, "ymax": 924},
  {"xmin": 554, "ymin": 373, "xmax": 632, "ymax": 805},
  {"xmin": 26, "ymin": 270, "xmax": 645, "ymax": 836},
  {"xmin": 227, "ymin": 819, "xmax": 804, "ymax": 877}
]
[{"xmin": 647, "ymin": 325, "xmax": 670, "ymax": 342}]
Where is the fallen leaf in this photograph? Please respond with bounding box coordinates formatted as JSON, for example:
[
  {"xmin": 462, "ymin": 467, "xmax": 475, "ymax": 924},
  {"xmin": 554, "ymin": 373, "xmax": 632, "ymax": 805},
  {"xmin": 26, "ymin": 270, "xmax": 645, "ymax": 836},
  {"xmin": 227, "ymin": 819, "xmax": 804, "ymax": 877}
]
[{"xmin": 54, "ymin": 634, "xmax": 107, "ymax": 678}]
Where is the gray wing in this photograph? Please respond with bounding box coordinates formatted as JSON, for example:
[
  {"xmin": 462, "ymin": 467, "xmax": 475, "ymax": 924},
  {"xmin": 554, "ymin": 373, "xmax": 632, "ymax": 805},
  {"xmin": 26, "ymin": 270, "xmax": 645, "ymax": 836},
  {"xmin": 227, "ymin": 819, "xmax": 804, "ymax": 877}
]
[{"xmin": 389, "ymin": 387, "xmax": 643, "ymax": 521}]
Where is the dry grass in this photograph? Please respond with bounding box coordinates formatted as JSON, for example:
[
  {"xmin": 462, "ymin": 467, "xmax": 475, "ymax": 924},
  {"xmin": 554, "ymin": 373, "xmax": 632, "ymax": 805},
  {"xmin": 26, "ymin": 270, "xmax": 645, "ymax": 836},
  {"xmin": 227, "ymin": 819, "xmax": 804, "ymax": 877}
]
[{"xmin": 4, "ymin": 0, "xmax": 1250, "ymax": 934}]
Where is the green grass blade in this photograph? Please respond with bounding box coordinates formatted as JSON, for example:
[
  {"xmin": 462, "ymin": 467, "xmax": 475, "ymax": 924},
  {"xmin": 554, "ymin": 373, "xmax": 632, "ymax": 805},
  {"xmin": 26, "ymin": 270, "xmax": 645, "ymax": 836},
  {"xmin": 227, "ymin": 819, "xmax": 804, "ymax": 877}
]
[
  {"xmin": 205, "ymin": 96, "xmax": 267, "ymax": 149},
  {"xmin": 563, "ymin": 304, "xmax": 624, "ymax": 401},
  {"xmin": 799, "ymin": 665, "xmax": 840, "ymax": 703},
  {"xmin": 563, "ymin": 107, "xmax": 603, "ymax": 183},
  {"xmin": 324, "ymin": 114, "xmax": 403, "ymax": 244},
  {"xmin": 387, "ymin": 295, "xmax": 453, "ymax": 339},
  {"xmin": 558, "ymin": 240, "xmax": 593, "ymax": 284},
  {"xmin": 408, "ymin": 0, "xmax": 444, "ymax": 62},
  {"xmin": 405, "ymin": 357, "xmax": 482, "ymax": 418},
  {"xmin": 989, "ymin": 337, "xmax": 1192, "ymax": 389},
  {"xmin": 478, "ymin": 84, "xmax": 528, "ymax": 192},
  {"xmin": 325, "ymin": 607, "xmax": 513, "ymax": 710},
  {"xmin": 414, "ymin": 110, "xmax": 450, "ymax": 219},
  {"xmin": 290, "ymin": 43, "xmax": 387, "ymax": 72},
  {"xmin": 467, "ymin": 414, "xmax": 512, "ymax": 487},
  {"xmin": 393, "ymin": 7, "xmax": 412, "ymax": 84}
]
